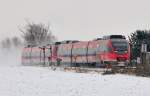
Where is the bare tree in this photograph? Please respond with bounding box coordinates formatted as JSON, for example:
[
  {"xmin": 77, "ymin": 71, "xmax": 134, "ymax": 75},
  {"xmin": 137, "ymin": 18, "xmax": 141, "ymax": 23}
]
[
  {"xmin": 0, "ymin": 36, "xmax": 23, "ymax": 50},
  {"xmin": 19, "ymin": 21, "xmax": 57, "ymax": 46},
  {"xmin": 12, "ymin": 36, "xmax": 22, "ymax": 47},
  {"xmin": 46, "ymin": 33, "xmax": 57, "ymax": 44},
  {"xmin": 0, "ymin": 38, "xmax": 12, "ymax": 49}
]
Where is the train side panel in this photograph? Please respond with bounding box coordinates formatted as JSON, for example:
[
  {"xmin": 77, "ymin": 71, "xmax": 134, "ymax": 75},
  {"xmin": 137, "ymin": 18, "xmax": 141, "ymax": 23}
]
[
  {"xmin": 30, "ymin": 47, "xmax": 41, "ymax": 65},
  {"xmin": 21, "ymin": 47, "xmax": 32, "ymax": 65},
  {"xmin": 57, "ymin": 43, "xmax": 72, "ymax": 67}
]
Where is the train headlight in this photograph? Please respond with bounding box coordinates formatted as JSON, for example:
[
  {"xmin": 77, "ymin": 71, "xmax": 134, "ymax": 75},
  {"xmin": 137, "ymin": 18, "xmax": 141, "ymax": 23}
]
[{"xmin": 114, "ymin": 51, "xmax": 118, "ymax": 53}]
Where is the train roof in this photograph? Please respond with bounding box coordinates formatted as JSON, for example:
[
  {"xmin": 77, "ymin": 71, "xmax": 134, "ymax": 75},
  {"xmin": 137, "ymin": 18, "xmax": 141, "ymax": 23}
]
[
  {"xmin": 93, "ymin": 38, "xmax": 102, "ymax": 41},
  {"xmin": 54, "ymin": 42, "xmax": 61, "ymax": 45},
  {"xmin": 24, "ymin": 44, "xmax": 37, "ymax": 48},
  {"xmin": 103, "ymin": 35, "xmax": 126, "ymax": 39},
  {"xmin": 58, "ymin": 40, "xmax": 80, "ymax": 44}
]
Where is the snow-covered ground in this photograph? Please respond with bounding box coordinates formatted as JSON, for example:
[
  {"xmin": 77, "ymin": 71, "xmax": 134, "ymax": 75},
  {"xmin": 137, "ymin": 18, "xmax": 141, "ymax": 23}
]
[{"xmin": 0, "ymin": 49, "xmax": 150, "ymax": 96}]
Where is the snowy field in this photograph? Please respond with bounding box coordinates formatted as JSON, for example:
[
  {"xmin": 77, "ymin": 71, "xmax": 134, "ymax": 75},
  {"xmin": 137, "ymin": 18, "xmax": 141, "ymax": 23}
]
[{"xmin": 0, "ymin": 49, "xmax": 150, "ymax": 96}]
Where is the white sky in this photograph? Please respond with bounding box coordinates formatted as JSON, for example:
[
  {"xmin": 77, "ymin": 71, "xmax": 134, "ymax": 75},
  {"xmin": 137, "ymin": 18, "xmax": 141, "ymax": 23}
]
[{"xmin": 0, "ymin": 0, "xmax": 150, "ymax": 41}]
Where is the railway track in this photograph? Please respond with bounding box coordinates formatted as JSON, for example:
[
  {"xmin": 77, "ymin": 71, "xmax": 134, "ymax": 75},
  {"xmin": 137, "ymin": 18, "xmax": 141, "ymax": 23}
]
[{"xmin": 62, "ymin": 66, "xmax": 137, "ymax": 75}]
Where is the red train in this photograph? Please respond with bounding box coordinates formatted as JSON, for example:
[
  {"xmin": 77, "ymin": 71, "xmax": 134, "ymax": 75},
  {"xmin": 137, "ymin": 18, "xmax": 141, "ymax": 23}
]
[{"xmin": 22, "ymin": 35, "xmax": 130, "ymax": 68}]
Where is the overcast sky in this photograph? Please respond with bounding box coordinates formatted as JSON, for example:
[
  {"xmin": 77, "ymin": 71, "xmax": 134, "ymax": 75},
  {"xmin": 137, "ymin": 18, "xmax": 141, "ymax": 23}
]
[{"xmin": 0, "ymin": 0, "xmax": 150, "ymax": 41}]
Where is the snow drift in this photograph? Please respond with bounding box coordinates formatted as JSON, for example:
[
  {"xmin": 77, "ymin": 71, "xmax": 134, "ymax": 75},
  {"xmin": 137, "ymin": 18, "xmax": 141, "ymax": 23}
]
[{"xmin": 0, "ymin": 66, "xmax": 150, "ymax": 96}]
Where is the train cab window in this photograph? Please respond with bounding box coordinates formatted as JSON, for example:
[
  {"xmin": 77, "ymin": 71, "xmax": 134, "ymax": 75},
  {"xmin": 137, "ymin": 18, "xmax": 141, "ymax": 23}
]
[{"xmin": 111, "ymin": 39, "xmax": 128, "ymax": 51}]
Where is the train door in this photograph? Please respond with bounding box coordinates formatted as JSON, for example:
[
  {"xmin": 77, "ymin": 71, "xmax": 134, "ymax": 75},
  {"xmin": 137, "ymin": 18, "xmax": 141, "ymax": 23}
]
[
  {"xmin": 39, "ymin": 46, "xmax": 50, "ymax": 66},
  {"xmin": 51, "ymin": 45, "xmax": 59, "ymax": 66},
  {"xmin": 87, "ymin": 41, "xmax": 98, "ymax": 67},
  {"xmin": 47, "ymin": 45, "xmax": 52, "ymax": 66}
]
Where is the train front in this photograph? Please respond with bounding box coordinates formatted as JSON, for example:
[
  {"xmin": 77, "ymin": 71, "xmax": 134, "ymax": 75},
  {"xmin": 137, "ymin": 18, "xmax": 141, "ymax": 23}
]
[
  {"xmin": 100, "ymin": 35, "xmax": 130, "ymax": 67},
  {"xmin": 110, "ymin": 38, "xmax": 130, "ymax": 67}
]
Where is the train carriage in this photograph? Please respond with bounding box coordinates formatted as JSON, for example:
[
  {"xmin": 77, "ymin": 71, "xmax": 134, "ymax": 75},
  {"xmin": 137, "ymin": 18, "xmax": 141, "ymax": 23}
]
[{"xmin": 22, "ymin": 45, "xmax": 52, "ymax": 66}]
